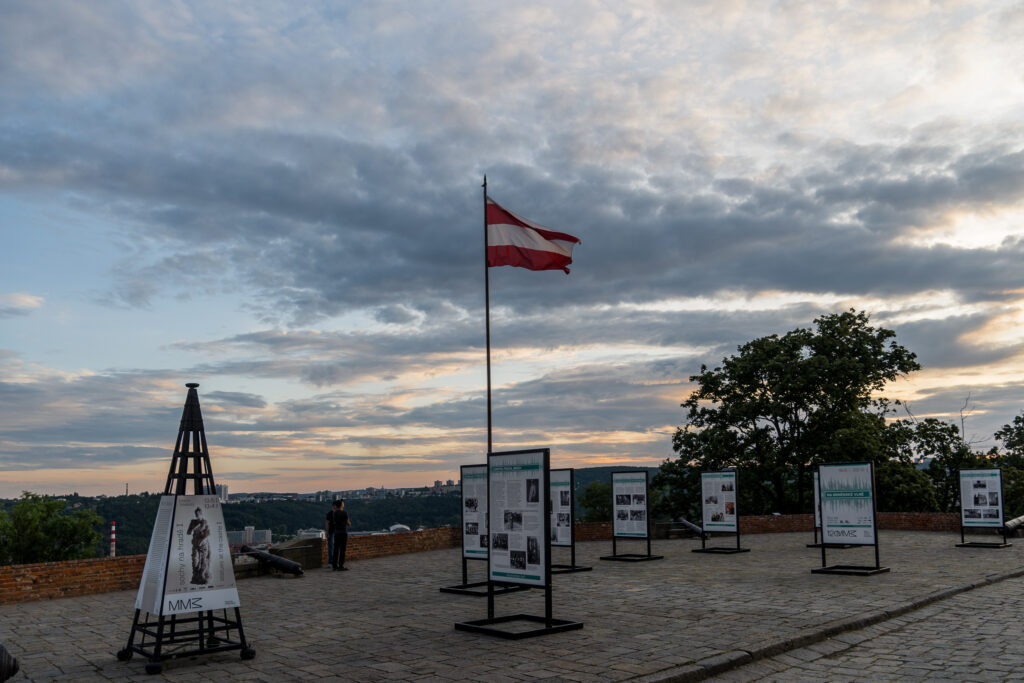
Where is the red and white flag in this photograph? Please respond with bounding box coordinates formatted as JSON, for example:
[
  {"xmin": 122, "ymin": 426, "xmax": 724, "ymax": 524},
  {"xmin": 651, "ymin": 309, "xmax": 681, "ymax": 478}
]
[{"xmin": 486, "ymin": 197, "xmax": 581, "ymax": 274}]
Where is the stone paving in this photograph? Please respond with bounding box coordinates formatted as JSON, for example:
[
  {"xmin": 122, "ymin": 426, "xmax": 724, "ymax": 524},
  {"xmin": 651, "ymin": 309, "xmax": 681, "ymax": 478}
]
[
  {"xmin": 707, "ymin": 573, "xmax": 1024, "ymax": 682},
  {"xmin": 1, "ymin": 531, "xmax": 1022, "ymax": 681}
]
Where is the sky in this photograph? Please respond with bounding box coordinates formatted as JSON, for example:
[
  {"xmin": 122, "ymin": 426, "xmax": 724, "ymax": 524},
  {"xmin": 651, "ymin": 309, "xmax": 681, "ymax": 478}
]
[{"xmin": 2, "ymin": 1, "xmax": 1024, "ymax": 498}]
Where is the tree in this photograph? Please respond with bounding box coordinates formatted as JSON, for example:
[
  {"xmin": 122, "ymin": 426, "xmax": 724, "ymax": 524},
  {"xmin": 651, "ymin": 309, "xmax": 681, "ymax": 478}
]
[
  {"xmin": 0, "ymin": 492, "xmax": 104, "ymax": 565},
  {"xmin": 578, "ymin": 482, "xmax": 612, "ymax": 522},
  {"xmin": 992, "ymin": 415, "xmax": 1024, "ymax": 518},
  {"xmin": 669, "ymin": 310, "xmax": 920, "ymax": 514}
]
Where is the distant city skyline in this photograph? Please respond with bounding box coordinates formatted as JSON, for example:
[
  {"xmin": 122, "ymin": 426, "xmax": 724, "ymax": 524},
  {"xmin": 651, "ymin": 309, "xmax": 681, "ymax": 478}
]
[{"xmin": 3, "ymin": 2, "xmax": 1024, "ymax": 498}]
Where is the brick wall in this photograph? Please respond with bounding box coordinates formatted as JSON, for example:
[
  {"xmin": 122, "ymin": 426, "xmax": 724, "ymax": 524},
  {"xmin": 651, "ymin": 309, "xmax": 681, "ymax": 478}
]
[
  {"xmin": 0, "ymin": 555, "xmax": 146, "ymax": 606},
  {"xmin": 0, "ymin": 513, "xmax": 963, "ymax": 605}
]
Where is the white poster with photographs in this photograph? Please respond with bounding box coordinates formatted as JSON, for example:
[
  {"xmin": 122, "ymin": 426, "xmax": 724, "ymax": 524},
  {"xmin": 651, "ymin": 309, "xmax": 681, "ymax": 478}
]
[
  {"xmin": 701, "ymin": 471, "xmax": 738, "ymax": 532},
  {"xmin": 135, "ymin": 495, "xmax": 240, "ymax": 616},
  {"xmin": 612, "ymin": 471, "xmax": 649, "ymax": 538},
  {"xmin": 461, "ymin": 464, "xmax": 489, "ymax": 558},
  {"xmin": 550, "ymin": 468, "xmax": 573, "ymax": 547},
  {"xmin": 488, "ymin": 450, "xmax": 547, "ymax": 587},
  {"xmin": 960, "ymin": 469, "xmax": 1003, "ymax": 528},
  {"xmin": 818, "ymin": 463, "xmax": 876, "ymax": 545}
]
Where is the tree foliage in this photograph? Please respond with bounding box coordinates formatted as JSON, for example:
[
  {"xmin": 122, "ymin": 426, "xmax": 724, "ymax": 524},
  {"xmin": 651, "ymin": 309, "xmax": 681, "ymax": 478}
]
[
  {"xmin": 0, "ymin": 492, "xmax": 104, "ymax": 565},
  {"xmin": 578, "ymin": 482, "xmax": 612, "ymax": 522},
  {"xmin": 668, "ymin": 310, "xmax": 921, "ymax": 515}
]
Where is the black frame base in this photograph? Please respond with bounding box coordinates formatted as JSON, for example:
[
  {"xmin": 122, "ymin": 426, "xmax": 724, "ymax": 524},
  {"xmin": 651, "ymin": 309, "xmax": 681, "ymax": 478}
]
[
  {"xmin": 454, "ymin": 613, "xmax": 583, "ymax": 639},
  {"xmin": 599, "ymin": 553, "xmax": 663, "ymax": 562},
  {"xmin": 811, "ymin": 564, "xmax": 891, "ymax": 576},
  {"xmin": 440, "ymin": 581, "xmax": 530, "ymax": 596},
  {"xmin": 550, "ymin": 563, "xmax": 593, "ymax": 574},
  {"xmin": 118, "ymin": 608, "xmax": 254, "ymax": 674},
  {"xmin": 956, "ymin": 541, "xmax": 1011, "ymax": 548},
  {"xmin": 807, "ymin": 543, "xmax": 855, "ymax": 549},
  {"xmin": 692, "ymin": 547, "xmax": 750, "ymax": 554}
]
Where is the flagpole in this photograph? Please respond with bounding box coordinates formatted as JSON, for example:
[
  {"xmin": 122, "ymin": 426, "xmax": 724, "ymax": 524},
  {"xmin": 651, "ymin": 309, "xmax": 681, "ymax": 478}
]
[{"xmin": 483, "ymin": 175, "xmax": 493, "ymax": 453}]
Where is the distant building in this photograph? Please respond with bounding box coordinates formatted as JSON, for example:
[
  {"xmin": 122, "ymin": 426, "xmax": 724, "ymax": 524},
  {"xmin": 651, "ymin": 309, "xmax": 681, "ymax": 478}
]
[
  {"xmin": 215, "ymin": 484, "xmax": 229, "ymax": 503},
  {"xmin": 295, "ymin": 528, "xmax": 326, "ymax": 540}
]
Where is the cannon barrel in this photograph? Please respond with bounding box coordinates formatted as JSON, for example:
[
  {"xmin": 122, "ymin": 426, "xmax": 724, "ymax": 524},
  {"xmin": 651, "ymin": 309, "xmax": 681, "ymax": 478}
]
[
  {"xmin": 0, "ymin": 643, "xmax": 19, "ymax": 683},
  {"xmin": 240, "ymin": 545, "xmax": 304, "ymax": 576},
  {"xmin": 676, "ymin": 518, "xmax": 706, "ymax": 538},
  {"xmin": 1004, "ymin": 514, "xmax": 1024, "ymax": 533}
]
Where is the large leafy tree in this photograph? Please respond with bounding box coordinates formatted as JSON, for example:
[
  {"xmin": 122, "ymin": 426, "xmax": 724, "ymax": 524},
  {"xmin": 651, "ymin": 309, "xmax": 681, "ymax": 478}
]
[
  {"xmin": 992, "ymin": 415, "xmax": 1024, "ymax": 518},
  {"xmin": 0, "ymin": 492, "xmax": 104, "ymax": 565},
  {"xmin": 664, "ymin": 310, "xmax": 920, "ymax": 515},
  {"xmin": 577, "ymin": 482, "xmax": 612, "ymax": 522}
]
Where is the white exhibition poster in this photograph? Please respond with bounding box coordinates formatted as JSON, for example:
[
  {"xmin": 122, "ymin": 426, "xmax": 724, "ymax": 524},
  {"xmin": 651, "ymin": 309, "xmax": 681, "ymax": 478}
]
[
  {"xmin": 701, "ymin": 470, "xmax": 738, "ymax": 531},
  {"xmin": 960, "ymin": 469, "xmax": 1003, "ymax": 528},
  {"xmin": 488, "ymin": 450, "xmax": 548, "ymax": 587},
  {"xmin": 135, "ymin": 495, "xmax": 240, "ymax": 616},
  {"xmin": 550, "ymin": 468, "xmax": 573, "ymax": 547},
  {"xmin": 813, "ymin": 470, "xmax": 821, "ymax": 529},
  {"xmin": 818, "ymin": 463, "xmax": 876, "ymax": 545},
  {"xmin": 612, "ymin": 471, "xmax": 648, "ymax": 538},
  {"xmin": 135, "ymin": 495, "xmax": 175, "ymax": 613},
  {"xmin": 461, "ymin": 464, "xmax": 489, "ymax": 558}
]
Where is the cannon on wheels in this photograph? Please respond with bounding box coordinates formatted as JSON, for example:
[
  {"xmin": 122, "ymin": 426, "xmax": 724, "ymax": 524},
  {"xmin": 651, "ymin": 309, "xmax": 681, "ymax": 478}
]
[{"xmin": 241, "ymin": 545, "xmax": 304, "ymax": 576}]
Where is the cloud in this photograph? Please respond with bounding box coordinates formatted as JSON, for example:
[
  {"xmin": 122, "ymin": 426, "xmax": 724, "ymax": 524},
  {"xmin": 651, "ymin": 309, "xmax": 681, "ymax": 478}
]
[{"xmin": 0, "ymin": 293, "xmax": 43, "ymax": 317}]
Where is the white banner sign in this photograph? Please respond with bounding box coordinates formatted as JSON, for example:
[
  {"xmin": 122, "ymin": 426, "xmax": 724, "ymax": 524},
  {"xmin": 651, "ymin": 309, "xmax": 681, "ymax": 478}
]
[
  {"xmin": 612, "ymin": 471, "xmax": 649, "ymax": 538},
  {"xmin": 461, "ymin": 464, "xmax": 489, "ymax": 558},
  {"xmin": 488, "ymin": 450, "xmax": 548, "ymax": 587},
  {"xmin": 818, "ymin": 463, "xmax": 876, "ymax": 545},
  {"xmin": 701, "ymin": 471, "xmax": 738, "ymax": 532},
  {"xmin": 135, "ymin": 495, "xmax": 240, "ymax": 616},
  {"xmin": 550, "ymin": 468, "xmax": 573, "ymax": 547},
  {"xmin": 960, "ymin": 469, "xmax": 1004, "ymax": 528}
]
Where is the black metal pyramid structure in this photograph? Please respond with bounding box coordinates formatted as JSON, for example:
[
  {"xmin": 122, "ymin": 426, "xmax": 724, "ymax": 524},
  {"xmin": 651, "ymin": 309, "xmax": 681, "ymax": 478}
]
[
  {"xmin": 118, "ymin": 383, "xmax": 254, "ymax": 674},
  {"xmin": 164, "ymin": 383, "xmax": 215, "ymax": 496}
]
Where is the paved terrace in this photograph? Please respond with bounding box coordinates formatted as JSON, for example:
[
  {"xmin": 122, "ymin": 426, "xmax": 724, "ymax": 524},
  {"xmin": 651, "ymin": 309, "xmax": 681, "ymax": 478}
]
[{"xmin": 1, "ymin": 531, "xmax": 1022, "ymax": 682}]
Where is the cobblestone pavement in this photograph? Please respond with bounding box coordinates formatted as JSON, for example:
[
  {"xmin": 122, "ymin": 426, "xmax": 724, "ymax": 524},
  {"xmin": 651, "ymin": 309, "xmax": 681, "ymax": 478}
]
[
  {"xmin": 1, "ymin": 531, "xmax": 1021, "ymax": 681},
  {"xmin": 708, "ymin": 572, "xmax": 1024, "ymax": 682}
]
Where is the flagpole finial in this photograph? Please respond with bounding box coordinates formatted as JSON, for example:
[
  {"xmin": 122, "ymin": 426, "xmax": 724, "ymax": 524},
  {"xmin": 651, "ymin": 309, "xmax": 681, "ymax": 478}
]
[{"xmin": 482, "ymin": 174, "xmax": 487, "ymax": 188}]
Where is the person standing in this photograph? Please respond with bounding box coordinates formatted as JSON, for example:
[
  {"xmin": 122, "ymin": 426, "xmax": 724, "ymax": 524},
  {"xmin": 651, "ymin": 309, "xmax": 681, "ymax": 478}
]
[
  {"xmin": 331, "ymin": 499, "xmax": 351, "ymax": 570},
  {"xmin": 324, "ymin": 500, "xmax": 338, "ymax": 568}
]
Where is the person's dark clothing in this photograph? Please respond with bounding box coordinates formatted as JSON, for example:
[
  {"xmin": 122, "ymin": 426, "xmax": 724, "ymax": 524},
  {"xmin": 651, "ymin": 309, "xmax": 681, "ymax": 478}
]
[{"xmin": 330, "ymin": 509, "xmax": 349, "ymax": 569}]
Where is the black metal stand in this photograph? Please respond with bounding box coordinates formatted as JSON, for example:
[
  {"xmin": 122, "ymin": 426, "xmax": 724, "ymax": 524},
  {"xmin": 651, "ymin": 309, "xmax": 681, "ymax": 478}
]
[
  {"xmin": 956, "ymin": 524, "xmax": 1011, "ymax": 548},
  {"xmin": 118, "ymin": 384, "xmax": 254, "ymax": 674},
  {"xmin": 692, "ymin": 521, "xmax": 749, "ymax": 554},
  {"xmin": 440, "ymin": 556, "xmax": 530, "ymax": 596},
  {"xmin": 812, "ymin": 540, "xmax": 890, "ymax": 576},
  {"xmin": 454, "ymin": 582, "xmax": 583, "ymax": 639},
  {"xmin": 600, "ymin": 534, "xmax": 663, "ymax": 562},
  {"xmin": 551, "ymin": 542, "xmax": 592, "ymax": 574}
]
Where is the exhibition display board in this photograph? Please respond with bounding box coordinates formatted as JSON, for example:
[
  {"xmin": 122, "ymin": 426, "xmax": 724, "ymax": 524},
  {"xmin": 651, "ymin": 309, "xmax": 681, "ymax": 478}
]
[
  {"xmin": 807, "ymin": 469, "xmax": 852, "ymax": 549},
  {"xmin": 812, "ymin": 462, "xmax": 889, "ymax": 576},
  {"xmin": 600, "ymin": 471, "xmax": 662, "ymax": 562},
  {"xmin": 694, "ymin": 470, "xmax": 748, "ymax": 554},
  {"xmin": 488, "ymin": 450, "xmax": 548, "ymax": 587},
  {"xmin": 454, "ymin": 449, "xmax": 583, "ymax": 639},
  {"xmin": 118, "ymin": 384, "xmax": 254, "ymax": 675},
  {"xmin": 441, "ymin": 464, "xmax": 528, "ymax": 596},
  {"xmin": 549, "ymin": 468, "xmax": 591, "ymax": 574},
  {"xmin": 135, "ymin": 495, "xmax": 239, "ymax": 616},
  {"xmin": 957, "ymin": 469, "xmax": 1010, "ymax": 548}
]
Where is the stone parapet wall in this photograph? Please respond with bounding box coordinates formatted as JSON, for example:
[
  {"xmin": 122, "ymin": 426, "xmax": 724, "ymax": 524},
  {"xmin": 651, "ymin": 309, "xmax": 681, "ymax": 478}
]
[
  {"xmin": 0, "ymin": 555, "xmax": 147, "ymax": 606},
  {"xmin": 0, "ymin": 513, "xmax": 963, "ymax": 605}
]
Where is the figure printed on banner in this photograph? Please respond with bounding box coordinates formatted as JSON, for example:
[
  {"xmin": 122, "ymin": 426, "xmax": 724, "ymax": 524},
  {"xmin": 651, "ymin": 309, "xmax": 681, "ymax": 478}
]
[{"xmin": 187, "ymin": 507, "xmax": 211, "ymax": 585}]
